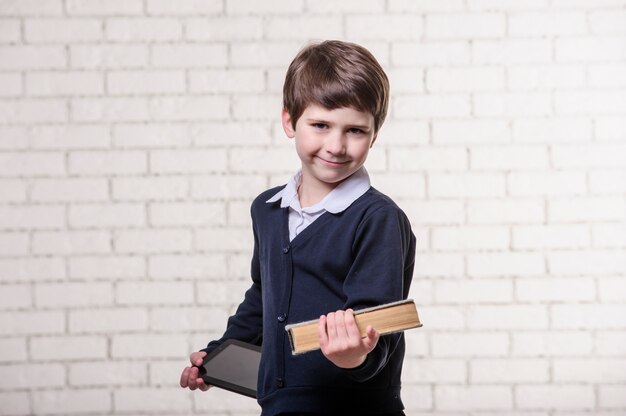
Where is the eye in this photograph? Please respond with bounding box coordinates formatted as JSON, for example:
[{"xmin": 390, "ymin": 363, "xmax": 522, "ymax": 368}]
[
  {"xmin": 312, "ymin": 123, "xmax": 328, "ymax": 129},
  {"xmin": 347, "ymin": 128, "xmax": 365, "ymax": 135}
]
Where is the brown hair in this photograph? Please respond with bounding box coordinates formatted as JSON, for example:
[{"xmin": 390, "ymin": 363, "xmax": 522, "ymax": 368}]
[{"xmin": 282, "ymin": 40, "xmax": 390, "ymax": 133}]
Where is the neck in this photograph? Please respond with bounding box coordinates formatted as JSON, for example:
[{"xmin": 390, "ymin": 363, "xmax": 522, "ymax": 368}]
[{"xmin": 297, "ymin": 177, "xmax": 337, "ymax": 208}]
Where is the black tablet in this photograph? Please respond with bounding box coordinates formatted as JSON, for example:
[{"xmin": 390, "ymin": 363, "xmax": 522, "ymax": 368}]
[{"xmin": 196, "ymin": 339, "xmax": 262, "ymax": 398}]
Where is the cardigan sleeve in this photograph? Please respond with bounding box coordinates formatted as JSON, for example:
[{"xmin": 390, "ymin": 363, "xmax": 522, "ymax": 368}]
[
  {"xmin": 341, "ymin": 203, "xmax": 416, "ymax": 382},
  {"xmin": 201, "ymin": 213, "xmax": 264, "ymax": 354}
]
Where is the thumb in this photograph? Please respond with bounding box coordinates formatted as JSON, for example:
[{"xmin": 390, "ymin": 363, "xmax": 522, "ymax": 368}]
[
  {"xmin": 361, "ymin": 326, "xmax": 380, "ymax": 352},
  {"xmin": 190, "ymin": 351, "xmax": 207, "ymax": 367}
]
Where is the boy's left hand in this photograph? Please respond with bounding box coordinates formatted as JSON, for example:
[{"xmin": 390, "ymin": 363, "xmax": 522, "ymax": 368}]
[{"xmin": 318, "ymin": 309, "xmax": 380, "ymax": 369}]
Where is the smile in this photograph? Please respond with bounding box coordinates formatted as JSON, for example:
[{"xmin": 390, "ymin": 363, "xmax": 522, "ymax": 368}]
[{"xmin": 317, "ymin": 157, "xmax": 350, "ymax": 167}]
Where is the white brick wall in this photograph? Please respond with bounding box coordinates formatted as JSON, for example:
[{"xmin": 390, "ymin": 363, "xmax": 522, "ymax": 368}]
[{"xmin": 0, "ymin": 1, "xmax": 624, "ymax": 415}]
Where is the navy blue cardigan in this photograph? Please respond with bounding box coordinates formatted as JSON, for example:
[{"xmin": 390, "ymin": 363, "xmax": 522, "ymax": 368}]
[{"xmin": 203, "ymin": 185, "xmax": 416, "ymax": 415}]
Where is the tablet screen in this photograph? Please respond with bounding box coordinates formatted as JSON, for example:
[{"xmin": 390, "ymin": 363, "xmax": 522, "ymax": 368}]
[{"xmin": 198, "ymin": 339, "xmax": 262, "ymax": 398}]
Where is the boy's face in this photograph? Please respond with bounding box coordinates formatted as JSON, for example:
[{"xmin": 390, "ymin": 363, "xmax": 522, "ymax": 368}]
[{"xmin": 282, "ymin": 104, "xmax": 377, "ymax": 194}]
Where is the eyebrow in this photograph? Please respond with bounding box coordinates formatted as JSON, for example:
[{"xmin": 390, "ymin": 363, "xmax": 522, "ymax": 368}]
[{"xmin": 305, "ymin": 118, "xmax": 371, "ymax": 130}]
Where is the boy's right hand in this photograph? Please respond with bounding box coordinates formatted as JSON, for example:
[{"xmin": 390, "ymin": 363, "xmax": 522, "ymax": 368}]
[{"xmin": 180, "ymin": 351, "xmax": 211, "ymax": 391}]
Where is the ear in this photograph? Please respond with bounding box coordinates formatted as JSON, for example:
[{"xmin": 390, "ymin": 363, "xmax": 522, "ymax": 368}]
[
  {"xmin": 369, "ymin": 132, "xmax": 378, "ymax": 149},
  {"xmin": 281, "ymin": 109, "xmax": 295, "ymax": 138}
]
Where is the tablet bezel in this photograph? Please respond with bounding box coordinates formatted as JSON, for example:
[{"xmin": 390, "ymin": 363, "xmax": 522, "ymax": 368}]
[{"xmin": 196, "ymin": 339, "xmax": 262, "ymax": 398}]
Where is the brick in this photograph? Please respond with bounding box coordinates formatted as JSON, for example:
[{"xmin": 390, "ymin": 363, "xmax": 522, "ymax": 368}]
[
  {"xmin": 509, "ymin": 65, "xmax": 585, "ymax": 90},
  {"xmin": 148, "ymin": 0, "xmax": 222, "ymax": 14},
  {"xmin": 69, "ymin": 150, "xmax": 147, "ymax": 175},
  {"xmin": 0, "ymin": 284, "xmax": 31, "ymax": 309},
  {"xmin": 0, "ymin": 45, "xmax": 65, "ymax": 70},
  {"xmin": 392, "ymin": 41, "xmax": 470, "ymax": 66},
  {"xmin": 509, "ymin": 171, "xmax": 587, "ymax": 197},
  {"xmin": 0, "ymin": 179, "xmax": 26, "ymax": 202},
  {"xmin": 471, "ymin": 359, "xmax": 549, "ymax": 382},
  {"xmin": 592, "ymin": 223, "xmax": 626, "ymax": 247},
  {"xmin": 475, "ymin": 92, "xmax": 552, "ymax": 117},
  {"xmin": 150, "ymin": 254, "xmax": 227, "ymax": 280},
  {"xmin": 33, "ymin": 230, "xmax": 110, "ymax": 255},
  {"xmin": 32, "ymin": 389, "xmax": 111, "ymax": 414},
  {"xmin": 0, "ymin": 205, "xmax": 65, "ymax": 230},
  {"xmin": 550, "ymin": 250, "xmax": 624, "ymax": 276},
  {"xmin": 432, "ymin": 226, "xmax": 509, "ymax": 250},
  {"xmin": 0, "ymin": 73, "xmax": 21, "ymax": 96},
  {"xmin": 114, "ymin": 229, "xmax": 192, "ymax": 254},
  {"xmin": 516, "ymin": 386, "xmax": 594, "ymax": 410},
  {"xmin": 69, "ymin": 308, "xmax": 148, "ymax": 333},
  {"xmin": 0, "ymin": 258, "xmax": 65, "ymax": 282},
  {"xmin": 432, "ymin": 120, "xmax": 510, "ymax": 144},
  {"xmin": 67, "ymin": 0, "xmax": 143, "ymax": 15},
  {"xmin": 390, "ymin": 147, "xmax": 467, "ymax": 171},
  {"xmin": 387, "ymin": 68, "xmax": 425, "ymax": 94},
  {"xmin": 557, "ymin": 90, "xmax": 626, "ymax": 115},
  {"xmin": 0, "ymin": 126, "xmax": 28, "ymax": 149},
  {"xmin": 195, "ymin": 122, "xmax": 272, "ymax": 146},
  {"xmin": 111, "ymin": 334, "xmax": 187, "ymax": 358},
  {"xmin": 226, "ymin": 0, "xmax": 304, "ymax": 14},
  {"xmin": 229, "ymin": 147, "xmax": 299, "ymax": 174},
  {"xmin": 112, "ymin": 176, "xmax": 189, "ymax": 200},
  {"xmin": 70, "ymin": 361, "xmax": 147, "ymax": 386},
  {"xmin": 395, "ymin": 94, "xmax": 471, "ymax": 118},
  {"xmin": 114, "ymin": 123, "xmax": 191, "ymax": 148},
  {"xmin": 599, "ymin": 277, "xmax": 626, "ymax": 301},
  {"xmin": 0, "ymin": 232, "xmax": 28, "ymax": 256},
  {"xmin": 549, "ymin": 197, "xmax": 624, "ymax": 222},
  {"xmin": 71, "ymin": 97, "xmax": 149, "ymax": 122},
  {"xmin": 426, "ymin": 13, "xmax": 505, "ymax": 39},
  {"xmin": 35, "ymin": 282, "xmax": 113, "ymax": 307},
  {"xmin": 228, "ymin": 201, "xmax": 254, "ymax": 226},
  {"xmin": 31, "ymin": 178, "xmax": 108, "ymax": 202},
  {"xmin": 401, "ymin": 201, "xmax": 465, "ymax": 225},
  {"xmin": 427, "ymin": 67, "xmax": 504, "ymax": 92},
  {"xmin": 152, "ymin": 44, "xmax": 228, "ymax": 68},
  {"xmin": 308, "ymin": 0, "xmax": 385, "ymax": 12},
  {"xmin": 370, "ymin": 173, "xmax": 426, "ymax": 200},
  {"xmin": 0, "ymin": 99, "xmax": 67, "ymax": 123},
  {"xmin": 117, "ymin": 281, "xmax": 193, "ymax": 306},
  {"xmin": 0, "ymin": 0, "xmax": 63, "ymax": 15},
  {"xmin": 415, "ymin": 306, "xmax": 465, "ymax": 330},
  {"xmin": 414, "ymin": 253, "xmax": 465, "ymax": 278},
  {"xmin": 0, "ymin": 311, "xmax": 64, "ymax": 335},
  {"xmin": 434, "ymin": 279, "xmax": 512, "ymax": 303},
  {"xmin": 0, "ymin": 152, "xmax": 65, "ymax": 177},
  {"xmin": 106, "ymin": 18, "xmax": 182, "ymax": 41},
  {"xmin": 468, "ymin": 305, "xmax": 548, "ymax": 329},
  {"xmin": 231, "ymin": 42, "xmax": 301, "ymax": 68},
  {"xmin": 553, "ymin": 144, "xmax": 626, "ymax": 168},
  {"xmin": 149, "ymin": 96, "xmax": 229, "ymax": 121},
  {"xmin": 150, "ymin": 360, "xmax": 188, "ymax": 386},
  {"xmin": 596, "ymin": 117, "xmax": 626, "ymax": 142},
  {"xmin": 600, "ymin": 385, "xmax": 626, "ymax": 409},
  {"xmin": 557, "ymin": 37, "xmax": 626, "ymax": 62},
  {"xmin": 429, "ymin": 173, "xmax": 505, "ymax": 198},
  {"xmin": 191, "ymin": 175, "xmax": 267, "ymax": 200},
  {"xmin": 197, "ymin": 279, "xmax": 252, "ymax": 305},
  {"xmin": 150, "ymin": 149, "xmax": 228, "ymax": 174},
  {"xmin": 118, "ymin": 388, "xmax": 193, "ymax": 412},
  {"xmin": 150, "ymin": 202, "xmax": 225, "ymax": 226},
  {"xmin": 509, "ymin": 11, "xmax": 586, "ymax": 36},
  {"xmin": 596, "ymin": 332, "xmax": 626, "ymax": 356},
  {"xmin": 0, "ymin": 363, "xmax": 64, "ymax": 389},
  {"xmin": 513, "ymin": 118, "xmax": 592, "ymax": 143},
  {"xmin": 69, "ymin": 256, "xmax": 145, "ymax": 280},
  {"xmin": 27, "ymin": 71, "xmax": 103, "ymax": 96},
  {"xmin": 71, "ymin": 44, "xmax": 148, "ymax": 68},
  {"xmin": 513, "ymin": 331, "xmax": 593, "ymax": 356},
  {"xmin": 69, "ymin": 203, "xmax": 144, "ymax": 228},
  {"xmin": 0, "ymin": 392, "xmax": 29, "ymax": 415},
  {"xmin": 403, "ymin": 359, "xmax": 466, "ymax": 383},
  {"xmin": 590, "ymin": 10, "xmax": 626, "ymax": 34},
  {"xmin": 196, "ymin": 227, "xmax": 253, "ymax": 252},
  {"xmin": 390, "ymin": 0, "xmax": 464, "ymax": 11},
  {"xmin": 553, "ymin": 304, "xmax": 626, "ymax": 329},
  {"xmin": 467, "ymin": 0, "xmax": 548, "ymax": 9},
  {"xmin": 30, "ymin": 124, "xmax": 110, "ymax": 149},
  {"xmin": 435, "ymin": 386, "xmax": 513, "ymax": 410},
  {"xmin": 31, "ymin": 336, "xmax": 107, "ymax": 360},
  {"xmin": 518, "ymin": 277, "xmax": 595, "ymax": 302},
  {"xmin": 513, "ymin": 225, "xmax": 590, "ymax": 249},
  {"xmin": 108, "ymin": 70, "xmax": 185, "ymax": 95},
  {"xmin": 268, "ymin": 16, "xmax": 342, "ymax": 40},
  {"xmin": 555, "ymin": 358, "xmax": 626, "ymax": 383},
  {"xmin": 233, "ymin": 94, "xmax": 282, "ymax": 121},
  {"xmin": 150, "ymin": 306, "xmax": 229, "ymax": 331},
  {"xmin": 468, "ymin": 200, "xmax": 544, "ymax": 224},
  {"xmin": 432, "ymin": 332, "xmax": 509, "ymax": 357},
  {"xmin": 0, "ymin": 339, "xmax": 27, "ymax": 362},
  {"xmin": 473, "ymin": 39, "xmax": 552, "ymax": 64},
  {"xmin": 590, "ymin": 64, "xmax": 626, "ymax": 88},
  {"xmin": 189, "ymin": 69, "xmax": 264, "ymax": 93},
  {"xmin": 25, "ymin": 18, "xmax": 102, "ymax": 42},
  {"xmin": 346, "ymin": 15, "xmax": 422, "ymax": 40},
  {"xmin": 468, "ymin": 252, "xmax": 545, "ymax": 277}
]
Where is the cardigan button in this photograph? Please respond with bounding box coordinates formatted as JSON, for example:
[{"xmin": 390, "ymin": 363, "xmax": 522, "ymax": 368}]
[
  {"xmin": 282, "ymin": 245, "xmax": 290, "ymax": 254},
  {"xmin": 277, "ymin": 313, "xmax": 287, "ymax": 322}
]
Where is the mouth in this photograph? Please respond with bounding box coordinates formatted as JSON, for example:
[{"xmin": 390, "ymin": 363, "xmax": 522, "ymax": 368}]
[{"xmin": 317, "ymin": 157, "xmax": 350, "ymax": 167}]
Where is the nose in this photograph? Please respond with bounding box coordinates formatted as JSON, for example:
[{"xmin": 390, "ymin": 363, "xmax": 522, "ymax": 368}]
[{"xmin": 324, "ymin": 132, "xmax": 346, "ymax": 156}]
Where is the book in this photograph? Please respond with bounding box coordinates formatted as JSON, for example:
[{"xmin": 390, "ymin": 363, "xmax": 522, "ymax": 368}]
[{"xmin": 285, "ymin": 299, "xmax": 422, "ymax": 355}]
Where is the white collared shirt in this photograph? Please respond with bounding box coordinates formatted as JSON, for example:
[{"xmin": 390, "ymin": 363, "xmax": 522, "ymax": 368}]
[{"xmin": 266, "ymin": 167, "xmax": 371, "ymax": 241}]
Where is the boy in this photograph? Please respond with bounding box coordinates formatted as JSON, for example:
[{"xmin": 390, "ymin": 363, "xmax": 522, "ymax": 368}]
[{"xmin": 180, "ymin": 40, "xmax": 416, "ymax": 415}]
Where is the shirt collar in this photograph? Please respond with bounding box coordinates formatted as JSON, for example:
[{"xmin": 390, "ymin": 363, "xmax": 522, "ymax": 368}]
[{"xmin": 266, "ymin": 167, "xmax": 371, "ymax": 214}]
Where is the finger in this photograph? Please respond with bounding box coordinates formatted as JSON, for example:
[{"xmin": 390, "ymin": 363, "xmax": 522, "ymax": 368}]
[
  {"xmin": 334, "ymin": 310, "xmax": 347, "ymax": 338},
  {"xmin": 180, "ymin": 367, "xmax": 191, "ymax": 388},
  {"xmin": 326, "ymin": 312, "xmax": 337, "ymax": 339},
  {"xmin": 361, "ymin": 325, "xmax": 380, "ymax": 351},
  {"xmin": 344, "ymin": 309, "xmax": 361, "ymax": 339},
  {"xmin": 318, "ymin": 315, "xmax": 329, "ymax": 349},
  {"xmin": 196, "ymin": 377, "xmax": 209, "ymax": 392}
]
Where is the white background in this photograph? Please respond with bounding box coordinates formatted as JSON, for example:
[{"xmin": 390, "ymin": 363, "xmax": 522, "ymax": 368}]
[{"xmin": 0, "ymin": 0, "xmax": 625, "ymax": 415}]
